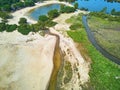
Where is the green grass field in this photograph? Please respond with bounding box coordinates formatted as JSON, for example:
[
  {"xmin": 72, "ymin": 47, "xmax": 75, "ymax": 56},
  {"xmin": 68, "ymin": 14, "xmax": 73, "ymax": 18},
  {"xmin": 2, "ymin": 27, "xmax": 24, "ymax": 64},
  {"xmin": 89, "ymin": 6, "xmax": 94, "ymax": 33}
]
[
  {"xmin": 88, "ymin": 16, "xmax": 120, "ymax": 59},
  {"xmin": 66, "ymin": 14, "xmax": 120, "ymax": 90}
]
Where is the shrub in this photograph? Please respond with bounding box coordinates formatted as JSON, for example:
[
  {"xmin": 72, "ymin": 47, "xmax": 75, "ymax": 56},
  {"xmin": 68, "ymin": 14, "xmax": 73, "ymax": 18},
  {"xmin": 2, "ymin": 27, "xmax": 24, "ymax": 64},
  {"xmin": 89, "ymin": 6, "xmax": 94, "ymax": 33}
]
[
  {"xmin": 18, "ymin": 24, "xmax": 32, "ymax": 35},
  {"xmin": 48, "ymin": 9, "xmax": 60, "ymax": 19},
  {"xmin": 70, "ymin": 23, "xmax": 83, "ymax": 30},
  {"xmin": 60, "ymin": 5, "xmax": 75, "ymax": 13},
  {"xmin": 6, "ymin": 24, "xmax": 17, "ymax": 32}
]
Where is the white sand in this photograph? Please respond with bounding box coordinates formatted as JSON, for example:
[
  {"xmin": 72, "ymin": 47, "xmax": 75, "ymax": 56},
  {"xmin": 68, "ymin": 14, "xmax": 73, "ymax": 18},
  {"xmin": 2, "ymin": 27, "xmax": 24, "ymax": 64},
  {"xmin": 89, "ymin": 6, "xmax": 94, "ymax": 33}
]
[
  {"xmin": 0, "ymin": 1, "xmax": 90, "ymax": 90},
  {"xmin": 0, "ymin": 31, "xmax": 56, "ymax": 90}
]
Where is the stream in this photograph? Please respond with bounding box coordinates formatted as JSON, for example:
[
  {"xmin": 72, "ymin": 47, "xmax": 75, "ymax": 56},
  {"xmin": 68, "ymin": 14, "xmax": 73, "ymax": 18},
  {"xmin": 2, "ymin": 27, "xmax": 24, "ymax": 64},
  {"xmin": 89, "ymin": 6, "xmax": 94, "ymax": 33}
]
[
  {"xmin": 47, "ymin": 31, "xmax": 62, "ymax": 90},
  {"xmin": 82, "ymin": 15, "xmax": 120, "ymax": 65}
]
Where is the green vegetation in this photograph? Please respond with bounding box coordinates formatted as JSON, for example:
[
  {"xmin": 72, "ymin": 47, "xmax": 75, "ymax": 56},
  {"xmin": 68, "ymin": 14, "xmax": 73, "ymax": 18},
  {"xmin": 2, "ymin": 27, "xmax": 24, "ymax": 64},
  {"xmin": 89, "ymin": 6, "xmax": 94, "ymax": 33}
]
[
  {"xmin": 6, "ymin": 24, "xmax": 17, "ymax": 32},
  {"xmin": 74, "ymin": 2, "xmax": 78, "ymax": 9},
  {"xmin": 56, "ymin": 60, "xmax": 73, "ymax": 90},
  {"xmin": 88, "ymin": 15, "xmax": 120, "ymax": 59},
  {"xmin": 64, "ymin": 61, "xmax": 73, "ymax": 84},
  {"xmin": 106, "ymin": 0, "xmax": 120, "ymax": 3},
  {"xmin": 0, "ymin": 0, "xmax": 35, "ymax": 12},
  {"xmin": 37, "ymin": 15, "xmax": 57, "ymax": 30},
  {"xmin": 0, "ymin": 23, "xmax": 6, "ymax": 32},
  {"xmin": 111, "ymin": 8, "xmax": 120, "ymax": 16},
  {"xmin": 89, "ymin": 12, "xmax": 120, "ymax": 22},
  {"xmin": 0, "ymin": 0, "xmax": 45, "ymax": 19},
  {"xmin": 66, "ymin": 14, "xmax": 120, "ymax": 90},
  {"xmin": 0, "ymin": 11, "xmax": 12, "ymax": 19},
  {"xmin": 48, "ymin": 9, "xmax": 60, "ymax": 19},
  {"xmin": 60, "ymin": 4, "xmax": 75, "ymax": 13},
  {"xmin": 59, "ymin": 0, "xmax": 75, "ymax": 3},
  {"xmin": 18, "ymin": 24, "xmax": 33, "ymax": 35},
  {"xmin": 18, "ymin": 17, "xmax": 27, "ymax": 25}
]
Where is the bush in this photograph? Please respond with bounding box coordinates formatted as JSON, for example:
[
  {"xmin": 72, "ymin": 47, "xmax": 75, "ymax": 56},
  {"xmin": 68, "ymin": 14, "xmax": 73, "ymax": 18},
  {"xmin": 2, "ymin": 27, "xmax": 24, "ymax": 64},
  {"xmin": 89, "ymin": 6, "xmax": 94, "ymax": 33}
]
[
  {"xmin": 18, "ymin": 17, "xmax": 27, "ymax": 25},
  {"xmin": 38, "ymin": 15, "xmax": 49, "ymax": 22},
  {"xmin": 0, "ymin": 23, "xmax": 6, "ymax": 32},
  {"xmin": 74, "ymin": 2, "xmax": 78, "ymax": 9},
  {"xmin": 70, "ymin": 23, "xmax": 83, "ymax": 30},
  {"xmin": 6, "ymin": 24, "xmax": 17, "ymax": 32},
  {"xmin": 18, "ymin": 24, "xmax": 32, "ymax": 35},
  {"xmin": 48, "ymin": 9, "xmax": 59, "ymax": 19},
  {"xmin": 60, "ymin": 5, "xmax": 75, "ymax": 13}
]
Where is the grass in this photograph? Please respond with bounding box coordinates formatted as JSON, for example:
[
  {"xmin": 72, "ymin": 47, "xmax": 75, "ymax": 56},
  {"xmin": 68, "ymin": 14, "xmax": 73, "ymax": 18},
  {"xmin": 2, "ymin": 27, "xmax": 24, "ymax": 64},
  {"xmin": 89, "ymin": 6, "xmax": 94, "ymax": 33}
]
[
  {"xmin": 64, "ymin": 61, "xmax": 73, "ymax": 84},
  {"xmin": 66, "ymin": 14, "xmax": 120, "ymax": 90},
  {"xmin": 88, "ymin": 16, "xmax": 120, "ymax": 59}
]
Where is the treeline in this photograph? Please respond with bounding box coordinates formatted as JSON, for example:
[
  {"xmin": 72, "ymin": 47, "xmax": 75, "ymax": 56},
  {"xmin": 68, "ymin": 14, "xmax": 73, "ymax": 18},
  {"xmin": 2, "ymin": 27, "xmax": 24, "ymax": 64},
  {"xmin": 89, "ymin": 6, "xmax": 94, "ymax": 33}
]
[
  {"xmin": 0, "ymin": 0, "xmax": 36, "ymax": 12},
  {"xmin": 106, "ymin": 0, "xmax": 120, "ymax": 3},
  {"xmin": 0, "ymin": 0, "xmax": 45, "ymax": 19},
  {"xmin": 89, "ymin": 12, "xmax": 120, "ymax": 22},
  {"xmin": 0, "ymin": 2, "xmax": 78, "ymax": 35},
  {"xmin": 59, "ymin": 0, "xmax": 75, "ymax": 3},
  {"xmin": 0, "ymin": 16, "xmax": 57, "ymax": 35},
  {"xmin": 111, "ymin": 8, "xmax": 120, "ymax": 15}
]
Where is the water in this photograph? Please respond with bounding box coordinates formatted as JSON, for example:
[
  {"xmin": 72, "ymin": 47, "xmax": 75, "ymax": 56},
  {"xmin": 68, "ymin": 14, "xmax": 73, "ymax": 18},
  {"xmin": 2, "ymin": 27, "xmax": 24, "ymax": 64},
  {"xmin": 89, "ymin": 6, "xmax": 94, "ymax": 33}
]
[
  {"xmin": 30, "ymin": 4, "xmax": 60, "ymax": 20},
  {"xmin": 29, "ymin": 1, "xmax": 120, "ymax": 20},
  {"xmin": 75, "ymin": 0, "xmax": 120, "ymax": 13}
]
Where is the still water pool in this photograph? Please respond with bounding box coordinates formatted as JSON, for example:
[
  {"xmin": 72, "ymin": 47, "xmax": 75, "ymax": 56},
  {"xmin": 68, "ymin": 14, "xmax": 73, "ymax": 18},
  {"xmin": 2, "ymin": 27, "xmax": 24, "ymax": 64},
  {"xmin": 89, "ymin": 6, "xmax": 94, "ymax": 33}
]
[{"xmin": 30, "ymin": 4, "xmax": 60, "ymax": 20}]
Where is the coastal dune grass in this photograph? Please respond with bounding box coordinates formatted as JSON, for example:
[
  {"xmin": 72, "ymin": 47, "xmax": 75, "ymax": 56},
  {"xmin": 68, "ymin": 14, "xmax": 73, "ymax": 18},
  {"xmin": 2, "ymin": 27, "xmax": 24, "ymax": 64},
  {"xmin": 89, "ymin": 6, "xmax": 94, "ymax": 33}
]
[{"xmin": 66, "ymin": 14, "xmax": 120, "ymax": 90}]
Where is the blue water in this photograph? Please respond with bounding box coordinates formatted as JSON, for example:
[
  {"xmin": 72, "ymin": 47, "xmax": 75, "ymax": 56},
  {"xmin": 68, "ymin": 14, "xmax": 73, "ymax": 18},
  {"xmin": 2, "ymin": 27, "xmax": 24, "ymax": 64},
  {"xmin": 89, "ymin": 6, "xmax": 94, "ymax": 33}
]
[
  {"xmin": 30, "ymin": 4, "xmax": 60, "ymax": 20},
  {"xmin": 30, "ymin": 0, "xmax": 120, "ymax": 20},
  {"xmin": 75, "ymin": 0, "xmax": 120, "ymax": 13}
]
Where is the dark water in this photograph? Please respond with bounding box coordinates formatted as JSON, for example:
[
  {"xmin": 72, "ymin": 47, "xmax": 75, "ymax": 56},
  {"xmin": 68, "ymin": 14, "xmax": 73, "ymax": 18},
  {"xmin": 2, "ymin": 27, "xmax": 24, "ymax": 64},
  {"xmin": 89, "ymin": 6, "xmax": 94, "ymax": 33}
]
[
  {"xmin": 82, "ymin": 16, "xmax": 120, "ymax": 65},
  {"xmin": 30, "ymin": 4, "xmax": 60, "ymax": 20},
  {"xmin": 75, "ymin": 0, "xmax": 120, "ymax": 13}
]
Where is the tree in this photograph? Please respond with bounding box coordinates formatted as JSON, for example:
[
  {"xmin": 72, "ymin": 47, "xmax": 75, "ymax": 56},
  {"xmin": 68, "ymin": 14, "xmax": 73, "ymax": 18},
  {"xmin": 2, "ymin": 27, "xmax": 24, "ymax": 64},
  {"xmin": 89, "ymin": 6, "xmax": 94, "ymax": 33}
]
[
  {"xmin": 6, "ymin": 24, "xmax": 17, "ymax": 32},
  {"xmin": 37, "ymin": 15, "xmax": 57, "ymax": 30},
  {"xmin": 0, "ymin": 11, "xmax": 12, "ymax": 19},
  {"xmin": 48, "ymin": 9, "xmax": 59, "ymax": 19},
  {"xmin": 2, "ymin": 5, "xmax": 11, "ymax": 12},
  {"xmin": 0, "ymin": 23, "xmax": 6, "ymax": 32},
  {"xmin": 18, "ymin": 24, "xmax": 32, "ymax": 35},
  {"xmin": 39, "ymin": 15, "xmax": 49, "ymax": 22},
  {"xmin": 60, "ymin": 5, "xmax": 75, "ymax": 13},
  {"xmin": 18, "ymin": 17, "xmax": 27, "ymax": 25},
  {"xmin": 74, "ymin": 2, "xmax": 78, "ymax": 9}
]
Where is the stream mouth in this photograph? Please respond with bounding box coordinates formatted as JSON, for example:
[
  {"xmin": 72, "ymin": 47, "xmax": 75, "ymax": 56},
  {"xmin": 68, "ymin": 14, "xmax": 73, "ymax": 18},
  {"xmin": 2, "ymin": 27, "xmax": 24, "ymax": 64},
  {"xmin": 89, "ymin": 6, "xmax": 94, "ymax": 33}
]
[{"xmin": 82, "ymin": 15, "xmax": 120, "ymax": 65}]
